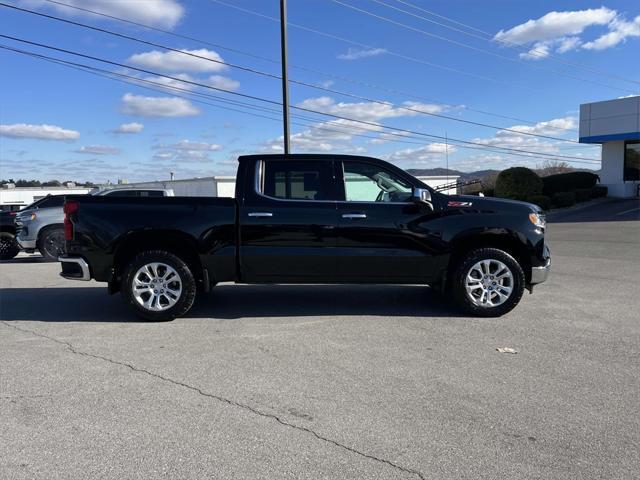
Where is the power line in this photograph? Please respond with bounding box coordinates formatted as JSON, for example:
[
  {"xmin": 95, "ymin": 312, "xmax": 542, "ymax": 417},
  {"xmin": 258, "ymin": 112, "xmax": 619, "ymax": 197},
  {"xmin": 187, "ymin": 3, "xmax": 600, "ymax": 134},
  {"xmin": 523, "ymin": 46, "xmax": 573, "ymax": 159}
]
[
  {"xmin": 0, "ymin": 43, "xmax": 541, "ymax": 159},
  {"xmin": 0, "ymin": 2, "xmax": 283, "ymax": 80},
  {"xmin": 328, "ymin": 0, "xmax": 637, "ymax": 94},
  {"xmin": 0, "ymin": 36, "xmax": 599, "ymax": 164},
  {"xmin": 11, "ymin": 44, "xmax": 592, "ymax": 164},
  {"xmin": 387, "ymin": 0, "xmax": 640, "ymax": 87},
  {"xmin": 209, "ymin": 0, "xmax": 520, "ymax": 87},
  {"xmin": 37, "ymin": 0, "xmax": 584, "ymax": 133},
  {"xmin": 0, "ymin": 3, "xmax": 585, "ymax": 144}
]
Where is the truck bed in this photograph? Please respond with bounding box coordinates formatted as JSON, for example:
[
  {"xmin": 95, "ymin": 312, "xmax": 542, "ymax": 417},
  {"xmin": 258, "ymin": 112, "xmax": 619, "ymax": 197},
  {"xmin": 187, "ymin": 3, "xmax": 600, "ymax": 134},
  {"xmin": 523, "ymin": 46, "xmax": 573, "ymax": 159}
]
[{"xmin": 64, "ymin": 195, "xmax": 237, "ymax": 283}]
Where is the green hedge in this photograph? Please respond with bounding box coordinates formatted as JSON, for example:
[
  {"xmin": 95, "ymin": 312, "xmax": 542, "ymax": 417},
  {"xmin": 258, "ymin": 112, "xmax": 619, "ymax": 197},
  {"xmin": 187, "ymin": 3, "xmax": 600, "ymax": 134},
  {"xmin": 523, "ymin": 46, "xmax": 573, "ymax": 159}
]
[
  {"xmin": 542, "ymin": 172, "xmax": 599, "ymax": 196},
  {"xmin": 527, "ymin": 195, "xmax": 551, "ymax": 211},
  {"xmin": 495, "ymin": 167, "xmax": 543, "ymax": 201},
  {"xmin": 573, "ymin": 188, "xmax": 592, "ymax": 202},
  {"xmin": 590, "ymin": 185, "xmax": 608, "ymax": 198},
  {"xmin": 552, "ymin": 191, "xmax": 576, "ymax": 208}
]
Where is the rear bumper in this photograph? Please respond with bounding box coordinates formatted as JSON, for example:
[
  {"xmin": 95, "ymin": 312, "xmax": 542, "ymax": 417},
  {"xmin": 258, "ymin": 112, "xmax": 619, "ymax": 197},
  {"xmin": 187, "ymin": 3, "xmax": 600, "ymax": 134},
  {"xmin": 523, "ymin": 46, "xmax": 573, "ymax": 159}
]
[{"xmin": 59, "ymin": 256, "xmax": 91, "ymax": 281}]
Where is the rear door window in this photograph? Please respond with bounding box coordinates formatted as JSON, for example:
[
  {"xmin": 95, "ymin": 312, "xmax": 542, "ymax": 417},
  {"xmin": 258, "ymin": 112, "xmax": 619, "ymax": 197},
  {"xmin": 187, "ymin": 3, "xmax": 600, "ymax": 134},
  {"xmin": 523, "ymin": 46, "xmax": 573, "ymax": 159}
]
[{"xmin": 261, "ymin": 160, "xmax": 336, "ymax": 201}]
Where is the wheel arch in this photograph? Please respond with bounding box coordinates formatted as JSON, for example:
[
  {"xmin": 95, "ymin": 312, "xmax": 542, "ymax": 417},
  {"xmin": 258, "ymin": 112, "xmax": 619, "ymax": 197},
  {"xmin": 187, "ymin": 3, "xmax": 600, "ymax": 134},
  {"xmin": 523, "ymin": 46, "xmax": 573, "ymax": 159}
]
[
  {"xmin": 37, "ymin": 222, "xmax": 64, "ymax": 241},
  {"xmin": 112, "ymin": 229, "xmax": 204, "ymax": 287},
  {"xmin": 448, "ymin": 231, "xmax": 532, "ymax": 283}
]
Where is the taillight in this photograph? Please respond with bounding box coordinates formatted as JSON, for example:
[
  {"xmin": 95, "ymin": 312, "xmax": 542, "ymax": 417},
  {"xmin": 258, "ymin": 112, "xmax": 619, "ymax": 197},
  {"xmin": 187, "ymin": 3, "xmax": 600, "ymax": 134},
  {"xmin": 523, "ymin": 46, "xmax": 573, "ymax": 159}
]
[{"xmin": 63, "ymin": 200, "xmax": 79, "ymax": 241}]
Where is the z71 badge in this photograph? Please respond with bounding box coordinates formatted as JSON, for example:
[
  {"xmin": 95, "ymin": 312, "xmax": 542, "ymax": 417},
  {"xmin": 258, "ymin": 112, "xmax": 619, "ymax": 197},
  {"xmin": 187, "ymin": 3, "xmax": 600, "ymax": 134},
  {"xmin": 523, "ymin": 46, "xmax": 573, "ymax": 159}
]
[{"xmin": 447, "ymin": 201, "xmax": 473, "ymax": 207}]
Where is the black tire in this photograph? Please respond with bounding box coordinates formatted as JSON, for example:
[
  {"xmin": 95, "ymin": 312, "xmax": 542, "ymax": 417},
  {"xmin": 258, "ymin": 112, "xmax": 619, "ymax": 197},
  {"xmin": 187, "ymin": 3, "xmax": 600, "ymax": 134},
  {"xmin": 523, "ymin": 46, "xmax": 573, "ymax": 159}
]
[
  {"xmin": 0, "ymin": 232, "xmax": 20, "ymax": 260},
  {"xmin": 38, "ymin": 226, "xmax": 65, "ymax": 262},
  {"xmin": 121, "ymin": 250, "xmax": 197, "ymax": 321},
  {"xmin": 451, "ymin": 247, "xmax": 525, "ymax": 317}
]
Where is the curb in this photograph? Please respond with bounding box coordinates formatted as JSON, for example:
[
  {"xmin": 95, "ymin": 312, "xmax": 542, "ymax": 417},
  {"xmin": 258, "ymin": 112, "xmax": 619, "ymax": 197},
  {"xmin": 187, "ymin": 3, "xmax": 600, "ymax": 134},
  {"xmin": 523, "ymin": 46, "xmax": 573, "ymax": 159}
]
[{"xmin": 546, "ymin": 197, "xmax": 613, "ymax": 214}]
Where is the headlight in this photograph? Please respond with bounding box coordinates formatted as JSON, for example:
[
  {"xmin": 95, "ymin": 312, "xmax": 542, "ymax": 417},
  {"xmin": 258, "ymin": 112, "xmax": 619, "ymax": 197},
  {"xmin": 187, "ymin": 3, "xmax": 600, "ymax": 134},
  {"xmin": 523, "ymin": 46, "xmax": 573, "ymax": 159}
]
[
  {"xmin": 29, "ymin": 213, "xmax": 37, "ymax": 221},
  {"xmin": 529, "ymin": 212, "xmax": 545, "ymax": 229}
]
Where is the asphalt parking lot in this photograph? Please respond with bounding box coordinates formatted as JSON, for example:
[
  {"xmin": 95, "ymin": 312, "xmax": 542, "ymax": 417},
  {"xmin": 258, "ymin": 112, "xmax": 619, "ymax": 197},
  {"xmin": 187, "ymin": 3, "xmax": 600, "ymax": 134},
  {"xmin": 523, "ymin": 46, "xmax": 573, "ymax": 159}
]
[{"xmin": 1, "ymin": 199, "xmax": 638, "ymax": 479}]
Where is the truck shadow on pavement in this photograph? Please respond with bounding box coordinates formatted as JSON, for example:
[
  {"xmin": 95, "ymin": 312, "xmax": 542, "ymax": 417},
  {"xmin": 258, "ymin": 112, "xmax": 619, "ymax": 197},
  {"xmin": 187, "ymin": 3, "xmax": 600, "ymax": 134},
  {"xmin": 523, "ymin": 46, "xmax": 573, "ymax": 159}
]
[
  {"xmin": 0, "ymin": 284, "xmax": 463, "ymax": 322},
  {"xmin": 1, "ymin": 255, "xmax": 47, "ymax": 264}
]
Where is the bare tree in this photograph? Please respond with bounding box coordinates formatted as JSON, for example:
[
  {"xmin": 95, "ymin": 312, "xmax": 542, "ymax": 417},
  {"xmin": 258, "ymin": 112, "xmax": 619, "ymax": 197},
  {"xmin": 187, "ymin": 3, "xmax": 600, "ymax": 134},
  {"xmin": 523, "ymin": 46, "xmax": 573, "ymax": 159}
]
[{"xmin": 536, "ymin": 160, "xmax": 573, "ymax": 177}]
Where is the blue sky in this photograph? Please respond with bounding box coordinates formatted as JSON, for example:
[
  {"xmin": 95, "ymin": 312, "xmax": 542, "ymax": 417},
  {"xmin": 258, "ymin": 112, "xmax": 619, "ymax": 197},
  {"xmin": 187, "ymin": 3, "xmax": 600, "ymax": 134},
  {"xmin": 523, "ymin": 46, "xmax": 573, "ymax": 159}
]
[{"xmin": 1, "ymin": 0, "xmax": 639, "ymax": 183}]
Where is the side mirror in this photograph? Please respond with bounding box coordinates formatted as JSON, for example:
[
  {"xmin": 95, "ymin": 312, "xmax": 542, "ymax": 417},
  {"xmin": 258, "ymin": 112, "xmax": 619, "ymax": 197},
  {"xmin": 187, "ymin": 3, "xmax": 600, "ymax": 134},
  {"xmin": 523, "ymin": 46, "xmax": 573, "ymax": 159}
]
[{"xmin": 411, "ymin": 187, "xmax": 432, "ymax": 205}]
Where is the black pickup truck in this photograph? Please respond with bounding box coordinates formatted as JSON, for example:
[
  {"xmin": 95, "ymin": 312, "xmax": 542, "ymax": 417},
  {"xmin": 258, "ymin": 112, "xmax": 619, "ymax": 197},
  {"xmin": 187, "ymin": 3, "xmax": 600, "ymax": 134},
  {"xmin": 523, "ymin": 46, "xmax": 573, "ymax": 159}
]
[{"xmin": 60, "ymin": 154, "xmax": 550, "ymax": 320}]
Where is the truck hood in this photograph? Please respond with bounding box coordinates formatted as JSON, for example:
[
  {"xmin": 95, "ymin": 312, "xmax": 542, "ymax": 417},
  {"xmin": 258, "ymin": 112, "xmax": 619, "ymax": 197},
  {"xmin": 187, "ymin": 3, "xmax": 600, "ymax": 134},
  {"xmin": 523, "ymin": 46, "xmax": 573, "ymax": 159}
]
[{"xmin": 443, "ymin": 194, "xmax": 541, "ymax": 214}]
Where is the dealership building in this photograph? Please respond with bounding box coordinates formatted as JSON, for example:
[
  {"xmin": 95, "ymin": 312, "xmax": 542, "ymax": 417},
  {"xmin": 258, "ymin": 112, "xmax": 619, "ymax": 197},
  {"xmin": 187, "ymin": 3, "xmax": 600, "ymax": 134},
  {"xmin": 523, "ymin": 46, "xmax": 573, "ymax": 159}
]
[{"xmin": 579, "ymin": 96, "xmax": 640, "ymax": 198}]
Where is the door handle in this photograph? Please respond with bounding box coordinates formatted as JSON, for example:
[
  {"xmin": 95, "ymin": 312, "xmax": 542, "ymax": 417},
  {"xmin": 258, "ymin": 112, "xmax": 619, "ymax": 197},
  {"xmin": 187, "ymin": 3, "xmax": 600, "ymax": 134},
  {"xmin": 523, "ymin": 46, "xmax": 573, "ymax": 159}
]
[
  {"xmin": 342, "ymin": 213, "xmax": 367, "ymax": 219},
  {"xmin": 248, "ymin": 212, "xmax": 273, "ymax": 218}
]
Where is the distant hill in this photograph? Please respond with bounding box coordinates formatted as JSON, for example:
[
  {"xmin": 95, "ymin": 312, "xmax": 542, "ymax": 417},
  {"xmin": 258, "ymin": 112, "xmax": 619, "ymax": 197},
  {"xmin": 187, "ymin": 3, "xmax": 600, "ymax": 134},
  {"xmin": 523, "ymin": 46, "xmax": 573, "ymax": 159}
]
[{"xmin": 406, "ymin": 168, "xmax": 500, "ymax": 181}]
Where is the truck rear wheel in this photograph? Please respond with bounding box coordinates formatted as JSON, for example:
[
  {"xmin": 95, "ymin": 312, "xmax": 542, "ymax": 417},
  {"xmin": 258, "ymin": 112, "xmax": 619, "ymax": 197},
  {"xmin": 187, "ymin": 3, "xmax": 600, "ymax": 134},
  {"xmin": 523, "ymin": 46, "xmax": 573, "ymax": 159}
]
[
  {"xmin": 121, "ymin": 250, "xmax": 197, "ymax": 321},
  {"xmin": 0, "ymin": 232, "xmax": 20, "ymax": 260},
  {"xmin": 451, "ymin": 247, "xmax": 525, "ymax": 317}
]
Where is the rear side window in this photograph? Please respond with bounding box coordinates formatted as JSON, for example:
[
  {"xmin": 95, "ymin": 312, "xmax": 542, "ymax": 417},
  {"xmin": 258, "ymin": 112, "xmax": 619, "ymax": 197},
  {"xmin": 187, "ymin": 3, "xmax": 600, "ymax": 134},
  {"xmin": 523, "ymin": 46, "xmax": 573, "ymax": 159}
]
[
  {"xmin": 261, "ymin": 160, "xmax": 335, "ymax": 201},
  {"xmin": 141, "ymin": 190, "xmax": 165, "ymax": 197},
  {"xmin": 104, "ymin": 190, "xmax": 165, "ymax": 197},
  {"xmin": 104, "ymin": 190, "xmax": 136, "ymax": 197}
]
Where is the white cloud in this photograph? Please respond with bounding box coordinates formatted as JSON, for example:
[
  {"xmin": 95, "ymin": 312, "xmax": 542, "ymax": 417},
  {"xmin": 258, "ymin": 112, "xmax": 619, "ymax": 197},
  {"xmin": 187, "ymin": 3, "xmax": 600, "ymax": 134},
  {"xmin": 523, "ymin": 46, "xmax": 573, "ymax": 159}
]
[
  {"xmin": 519, "ymin": 36, "xmax": 583, "ymax": 60},
  {"xmin": 495, "ymin": 7, "xmax": 640, "ymax": 58},
  {"xmin": 386, "ymin": 143, "xmax": 454, "ymax": 163},
  {"xmin": 296, "ymin": 97, "xmax": 445, "ymax": 123},
  {"xmin": 139, "ymin": 73, "xmax": 195, "ymax": 91},
  {"xmin": 369, "ymin": 131, "xmax": 412, "ymax": 145},
  {"xmin": 583, "ymin": 15, "xmax": 640, "ymax": 50},
  {"xmin": 470, "ymin": 117, "xmax": 577, "ymax": 152},
  {"xmin": 0, "ymin": 123, "xmax": 79, "ymax": 140},
  {"xmin": 318, "ymin": 79, "xmax": 335, "ymax": 89},
  {"xmin": 127, "ymin": 49, "xmax": 227, "ymax": 73},
  {"xmin": 120, "ymin": 93, "xmax": 200, "ymax": 117},
  {"xmin": 27, "ymin": 0, "xmax": 184, "ymax": 29},
  {"xmin": 152, "ymin": 139, "xmax": 222, "ymax": 163},
  {"xmin": 459, "ymin": 116, "xmax": 597, "ymax": 168},
  {"xmin": 164, "ymin": 140, "xmax": 222, "ymax": 151},
  {"xmin": 494, "ymin": 8, "xmax": 616, "ymax": 44},
  {"xmin": 263, "ymin": 96, "xmax": 448, "ymax": 153},
  {"xmin": 74, "ymin": 145, "xmax": 120, "ymax": 155},
  {"xmin": 113, "ymin": 122, "xmax": 144, "ymax": 134},
  {"xmin": 557, "ymin": 36, "xmax": 582, "ymax": 53},
  {"xmin": 205, "ymin": 75, "xmax": 240, "ymax": 91},
  {"xmin": 337, "ymin": 47, "xmax": 387, "ymax": 60}
]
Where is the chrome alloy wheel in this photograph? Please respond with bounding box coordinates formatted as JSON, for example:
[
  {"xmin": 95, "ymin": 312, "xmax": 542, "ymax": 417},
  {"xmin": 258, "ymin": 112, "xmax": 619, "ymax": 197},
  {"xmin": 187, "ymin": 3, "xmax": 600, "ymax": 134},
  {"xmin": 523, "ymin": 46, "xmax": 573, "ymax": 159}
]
[
  {"xmin": 132, "ymin": 262, "xmax": 182, "ymax": 311},
  {"xmin": 465, "ymin": 259, "xmax": 514, "ymax": 308}
]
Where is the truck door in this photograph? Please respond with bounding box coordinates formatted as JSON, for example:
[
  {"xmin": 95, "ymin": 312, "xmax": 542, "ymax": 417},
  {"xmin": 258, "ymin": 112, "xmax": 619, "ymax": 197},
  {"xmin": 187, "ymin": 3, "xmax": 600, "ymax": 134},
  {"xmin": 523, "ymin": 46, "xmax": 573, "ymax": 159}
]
[
  {"xmin": 239, "ymin": 157, "xmax": 339, "ymax": 282},
  {"xmin": 335, "ymin": 159, "xmax": 443, "ymax": 283}
]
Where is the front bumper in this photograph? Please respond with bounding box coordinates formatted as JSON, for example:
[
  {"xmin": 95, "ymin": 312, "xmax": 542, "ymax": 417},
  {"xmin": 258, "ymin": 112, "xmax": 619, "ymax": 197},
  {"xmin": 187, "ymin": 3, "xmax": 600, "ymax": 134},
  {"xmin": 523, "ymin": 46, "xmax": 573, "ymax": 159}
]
[
  {"xmin": 59, "ymin": 256, "xmax": 91, "ymax": 281},
  {"xmin": 531, "ymin": 257, "xmax": 550, "ymax": 284},
  {"xmin": 16, "ymin": 237, "xmax": 36, "ymax": 250},
  {"xmin": 15, "ymin": 222, "xmax": 36, "ymax": 249}
]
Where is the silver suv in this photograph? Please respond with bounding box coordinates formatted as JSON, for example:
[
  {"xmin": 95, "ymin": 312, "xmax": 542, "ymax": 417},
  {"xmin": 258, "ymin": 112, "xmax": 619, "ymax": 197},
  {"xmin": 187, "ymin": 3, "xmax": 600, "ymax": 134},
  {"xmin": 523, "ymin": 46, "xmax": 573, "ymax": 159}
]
[{"xmin": 15, "ymin": 188, "xmax": 174, "ymax": 261}]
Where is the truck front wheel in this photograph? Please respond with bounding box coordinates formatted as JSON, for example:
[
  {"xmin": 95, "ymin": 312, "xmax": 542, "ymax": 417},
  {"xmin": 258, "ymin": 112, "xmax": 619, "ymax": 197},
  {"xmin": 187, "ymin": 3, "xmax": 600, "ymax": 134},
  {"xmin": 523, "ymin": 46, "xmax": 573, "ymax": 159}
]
[
  {"xmin": 451, "ymin": 248, "xmax": 525, "ymax": 317},
  {"xmin": 121, "ymin": 250, "xmax": 197, "ymax": 321}
]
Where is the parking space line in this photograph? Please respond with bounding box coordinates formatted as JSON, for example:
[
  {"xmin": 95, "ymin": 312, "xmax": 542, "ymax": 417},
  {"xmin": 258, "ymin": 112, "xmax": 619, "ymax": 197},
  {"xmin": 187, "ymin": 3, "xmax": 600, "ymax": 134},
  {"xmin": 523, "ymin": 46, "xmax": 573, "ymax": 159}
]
[{"xmin": 615, "ymin": 206, "xmax": 640, "ymax": 216}]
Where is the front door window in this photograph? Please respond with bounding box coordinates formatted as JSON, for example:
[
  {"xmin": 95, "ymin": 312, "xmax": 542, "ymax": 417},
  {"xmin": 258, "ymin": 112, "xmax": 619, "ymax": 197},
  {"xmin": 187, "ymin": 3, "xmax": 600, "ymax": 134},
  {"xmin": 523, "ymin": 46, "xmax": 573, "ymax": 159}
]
[{"xmin": 343, "ymin": 161, "xmax": 412, "ymax": 203}]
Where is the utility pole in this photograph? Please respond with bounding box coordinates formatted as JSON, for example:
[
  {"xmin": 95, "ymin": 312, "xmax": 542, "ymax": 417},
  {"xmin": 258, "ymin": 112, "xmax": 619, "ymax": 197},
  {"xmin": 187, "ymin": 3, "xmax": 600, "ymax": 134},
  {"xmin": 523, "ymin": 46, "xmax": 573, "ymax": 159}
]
[
  {"xmin": 445, "ymin": 132, "xmax": 449, "ymax": 187},
  {"xmin": 280, "ymin": 0, "xmax": 291, "ymax": 155}
]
